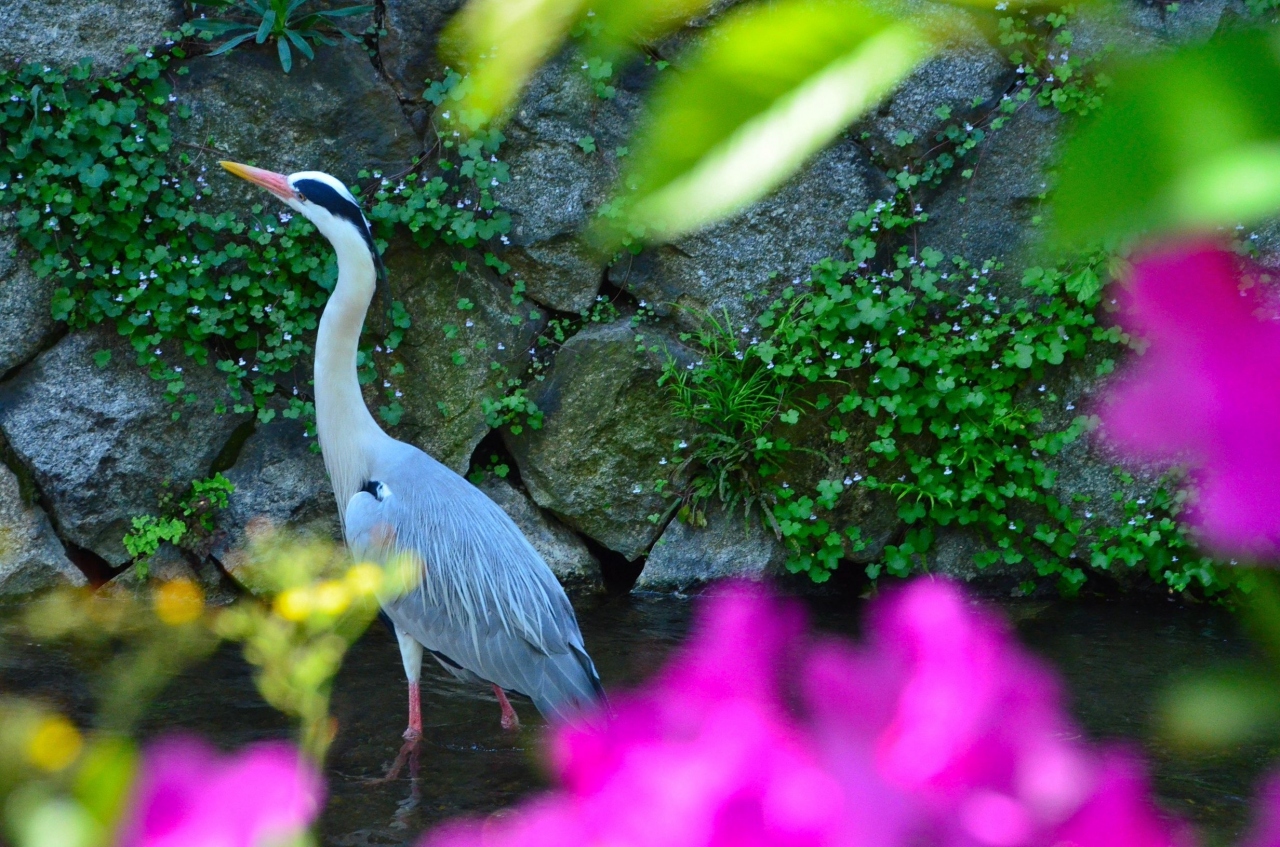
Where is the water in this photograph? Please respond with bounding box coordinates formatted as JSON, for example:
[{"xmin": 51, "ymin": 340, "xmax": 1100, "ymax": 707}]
[{"xmin": 1, "ymin": 591, "xmax": 1274, "ymax": 846}]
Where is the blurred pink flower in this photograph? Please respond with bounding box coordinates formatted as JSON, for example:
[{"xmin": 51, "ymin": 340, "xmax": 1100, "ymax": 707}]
[
  {"xmin": 1101, "ymin": 244, "xmax": 1280, "ymax": 557},
  {"xmin": 1242, "ymin": 773, "xmax": 1280, "ymax": 847},
  {"xmin": 116, "ymin": 736, "xmax": 323, "ymax": 847},
  {"xmin": 421, "ymin": 580, "xmax": 1186, "ymax": 847}
]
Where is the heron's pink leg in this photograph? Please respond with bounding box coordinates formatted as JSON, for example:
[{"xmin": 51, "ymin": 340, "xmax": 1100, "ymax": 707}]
[
  {"xmin": 405, "ymin": 681, "xmax": 422, "ymax": 741},
  {"xmin": 368, "ymin": 683, "xmax": 423, "ymax": 784},
  {"xmin": 493, "ymin": 684, "xmax": 520, "ymax": 731}
]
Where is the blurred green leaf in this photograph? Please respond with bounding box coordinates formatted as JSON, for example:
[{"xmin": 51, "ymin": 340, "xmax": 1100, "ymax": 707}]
[
  {"xmin": 441, "ymin": 0, "xmax": 588, "ymax": 128},
  {"xmin": 579, "ymin": 0, "xmax": 720, "ymax": 62},
  {"xmin": 1053, "ymin": 30, "xmax": 1280, "ymax": 247},
  {"xmin": 1160, "ymin": 668, "xmax": 1280, "ymax": 748},
  {"xmin": 442, "ymin": 0, "xmax": 722, "ymax": 128},
  {"xmin": 603, "ymin": 0, "xmax": 930, "ymax": 244}
]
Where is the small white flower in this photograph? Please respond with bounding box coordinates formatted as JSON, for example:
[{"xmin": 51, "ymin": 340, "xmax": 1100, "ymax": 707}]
[
  {"xmin": 1038, "ymin": 384, "xmax": 1046, "ymax": 392},
  {"xmin": 844, "ymin": 477, "xmax": 853, "ymax": 486},
  {"xmin": 679, "ymin": 441, "xmax": 688, "ymax": 449},
  {"xmin": 465, "ymin": 319, "xmax": 474, "ymax": 328},
  {"xmin": 497, "ymin": 342, "xmax": 505, "ymax": 350},
  {"xmin": 659, "ymin": 457, "xmax": 668, "ymax": 465}
]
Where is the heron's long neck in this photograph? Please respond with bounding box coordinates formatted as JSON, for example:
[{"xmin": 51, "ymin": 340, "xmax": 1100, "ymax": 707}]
[{"xmin": 315, "ymin": 232, "xmax": 387, "ymax": 521}]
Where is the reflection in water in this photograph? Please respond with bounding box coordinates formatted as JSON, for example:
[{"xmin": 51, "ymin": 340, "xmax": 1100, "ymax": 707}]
[{"xmin": 0, "ymin": 590, "xmax": 1273, "ymax": 846}]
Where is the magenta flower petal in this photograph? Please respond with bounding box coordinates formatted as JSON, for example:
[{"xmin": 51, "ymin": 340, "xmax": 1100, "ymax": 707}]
[
  {"xmin": 1051, "ymin": 753, "xmax": 1192, "ymax": 847},
  {"xmin": 117, "ymin": 735, "xmax": 323, "ymax": 847},
  {"xmin": 1101, "ymin": 244, "xmax": 1280, "ymax": 556},
  {"xmin": 422, "ymin": 580, "xmax": 1190, "ymax": 847},
  {"xmin": 1242, "ymin": 773, "xmax": 1280, "ymax": 847}
]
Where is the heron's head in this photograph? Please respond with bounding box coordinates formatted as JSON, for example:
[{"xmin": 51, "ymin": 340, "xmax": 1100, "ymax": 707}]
[
  {"xmin": 220, "ymin": 161, "xmax": 387, "ymax": 298},
  {"xmin": 219, "ymin": 160, "xmax": 379, "ymax": 257}
]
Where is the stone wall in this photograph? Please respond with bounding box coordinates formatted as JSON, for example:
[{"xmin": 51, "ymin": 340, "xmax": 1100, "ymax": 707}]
[{"xmin": 0, "ymin": 0, "xmax": 1243, "ymax": 597}]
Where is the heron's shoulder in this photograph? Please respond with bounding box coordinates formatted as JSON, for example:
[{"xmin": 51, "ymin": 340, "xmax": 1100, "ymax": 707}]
[{"xmin": 369, "ymin": 439, "xmax": 513, "ymax": 515}]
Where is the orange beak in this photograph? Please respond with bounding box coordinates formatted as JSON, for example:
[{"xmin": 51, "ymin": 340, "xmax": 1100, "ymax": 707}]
[{"xmin": 219, "ymin": 160, "xmax": 297, "ymax": 202}]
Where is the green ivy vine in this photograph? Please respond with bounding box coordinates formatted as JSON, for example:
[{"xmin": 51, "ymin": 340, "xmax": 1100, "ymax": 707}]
[{"xmin": 0, "ymin": 45, "xmax": 514, "ymax": 433}]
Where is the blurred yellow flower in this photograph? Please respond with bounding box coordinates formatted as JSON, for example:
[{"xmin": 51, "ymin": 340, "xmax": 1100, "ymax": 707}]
[
  {"xmin": 154, "ymin": 579, "xmax": 204, "ymax": 626},
  {"xmin": 275, "ymin": 587, "xmax": 312, "ymax": 622},
  {"xmin": 312, "ymin": 581, "xmax": 351, "ymax": 617},
  {"xmin": 26, "ymin": 715, "xmax": 82, "ymax": 772},
  {"xmin": 345, "ymin": 563, "xmax": 383, "ymax": 597}
]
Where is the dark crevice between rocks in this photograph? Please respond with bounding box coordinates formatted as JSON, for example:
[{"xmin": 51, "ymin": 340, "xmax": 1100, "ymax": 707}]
[
  {"xmin": 0, "ymin": 429, "xmax": 39, "ymax": 506},
  {"xmin": 0, "ymin": 321, "xmax": 67, "ymax": 386},
  {"xmin": 597, "ymin": 264, "xmax": 644, "ymax": 313},
  {"xmin": 466, "ymin": 428, "xmax": 524, "ymax": 488},
  {"xmin": 209, "ymin": 416, "xmax": 257, "ymax": 475},
  {"xmin": 362, "ymin": 0, "xmax": 433, "ymax": 138},
  {"xmin": 61, "ymin": 540, "xmax": 117, "ymax": 588},
  {"xmin": 583, "ymin": 533, "xmax": 645, "ymax": 595}
]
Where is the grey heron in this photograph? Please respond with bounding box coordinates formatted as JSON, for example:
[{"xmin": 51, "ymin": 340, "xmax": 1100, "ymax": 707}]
[{"xmin": 219, "ymin": 161, "xmax": 605, "ymax": 751}]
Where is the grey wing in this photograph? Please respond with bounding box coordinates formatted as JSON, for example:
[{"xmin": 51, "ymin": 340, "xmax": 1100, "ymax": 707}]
[{"xmin": 344, "ymin": 447, "xmax": 603, "ymax": 725}]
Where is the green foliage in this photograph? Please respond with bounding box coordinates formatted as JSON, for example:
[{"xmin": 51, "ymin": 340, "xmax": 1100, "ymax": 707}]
[
  {"xmin": 467, "ymin": 453, "xmax": 512, "ymax": 485},
  {"xmin": 1089, "ymin": 475, "xmax": 1239, "ymax": 598},
  {"xmin": 190, "ymin": 0, "xmax": 373, "ymax": 73},
  {"xmin": 665, "ymin": 226, "xmax": 1118, "ymax": 588},
  {"xmin": 481, "ymin": 388, "xmax": 543, "ymax": 435},
  {"xmin": 602, "ymin": 0, "xmax": 928, "ymax": 242},
  {"xmin": 122, "ymin": 473, "xmax": 235, "ymax": 578},
  {"xmin": 996, "ymin": 5, "xmax": 1108, "ymax": 117},
  {"xmin": 0, "ymin": 51, "xmax": 512, "ymax": 429}
]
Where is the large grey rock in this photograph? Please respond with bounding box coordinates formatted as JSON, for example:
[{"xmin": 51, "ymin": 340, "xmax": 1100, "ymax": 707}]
[
  {"xmin": 0, "ymin": 217, "xmax": 56, "ymax": 378},
  {"xmin": 919, "ymin": 104, "xmax": 1059, "ymax": 267},
  {"xmin": 505, "ymin": 322, "xmax": 692, "ymax": 560},
  {"xmin": 213, "ymin": 420, "xmax": 340, "ymax": 565},
  {"xmin": 493, "ymin": 54, "xmax": 643, "ymax": 313},
  {"xmin": 637, "ymin": 505, "xmax": 788, "ymax": 591},
  {"xmin": 476, "ymin": 476, "xmax": 601, "ymax": 590},
  {"xmin": 0, "ymin": 461, "xmax": 84, "ymax": 595},
  {"xmin": 0, "ymin": 0, "xmax": 182, "ymax": 73},
  {"xmin": 173, "ymin": 41, "xmax": 418, "ymax": 209},
  {"xmin": 610, "ymin": 138, "xmax": 891, "ymax": 327},
  {"xmin": 391, "ymin": 244, "xmax": 545, "ymax": 473},
  {"xmin": 104, "ymin": 542, "xmax": 235, "ymax": 604},
  {"xmin": 380, "ymin": 0, "xmax": 467, "ymax": 98},
  {"xmin": 0, "ymin": 330, "xmax": 251, "ymax": 566},
  {"xmin": 861, "ymin": 45, "xmax": 1011, "ymax": 161},
  {"xmin": 1072, "ymin": 0, "xmax": 1231, "ymax": 60}
]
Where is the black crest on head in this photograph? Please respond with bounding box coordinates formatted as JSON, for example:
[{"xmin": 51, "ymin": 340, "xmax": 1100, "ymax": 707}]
[{"xmin": 293, "ymin": 176, "xmax": 389, "ymax": 293}]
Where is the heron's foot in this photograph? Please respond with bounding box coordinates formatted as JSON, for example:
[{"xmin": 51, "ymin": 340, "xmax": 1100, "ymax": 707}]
[
  {"xmin": 493, "ymin": 684, "xmax": 521, "ymax": 732},
  {"xmin": 364, "ymin": 733, "xmax": 421, "ymax": 785}
]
